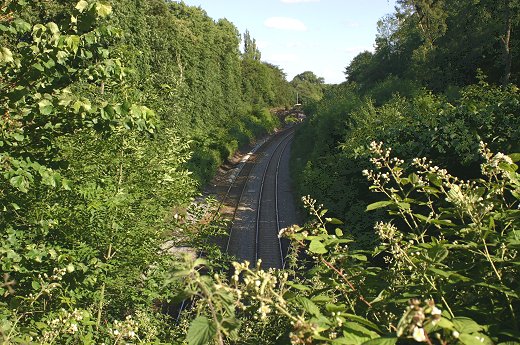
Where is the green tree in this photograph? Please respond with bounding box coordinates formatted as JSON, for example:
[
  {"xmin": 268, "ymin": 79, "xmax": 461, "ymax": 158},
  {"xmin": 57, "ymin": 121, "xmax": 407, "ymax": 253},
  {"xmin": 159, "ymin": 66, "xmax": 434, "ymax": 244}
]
[
  {"xmin": 290, "ymin": 71, "xmax": 326, "ymax": 105},
  {"xmin": 243, "ymin": 29, "xmax": 261, "ymax": 61}
]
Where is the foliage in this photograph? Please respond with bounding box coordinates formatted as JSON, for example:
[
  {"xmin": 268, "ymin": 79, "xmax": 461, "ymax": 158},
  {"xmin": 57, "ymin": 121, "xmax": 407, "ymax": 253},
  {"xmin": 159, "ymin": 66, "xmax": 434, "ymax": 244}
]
[
  {"xmin": 345, "ymin": 0, "xmax": 520, "ymax": 92},
  {"xmin": 109, "ymin": 0, "xmax": 292, "ymax": 185},
  {"xmin": 291, "ymin": 71, "xmax": 327, "ymax": 106},
  {"xmin": 0, "ymin": 0, "xmax": 294, "ymax": 343},
  {"xmin": 170, "ymin": 145, "xmax": 519, "ymax": 345},
  {"xmin": 293, "ymin": 82, "xmax": 520, "ymax": 245}
]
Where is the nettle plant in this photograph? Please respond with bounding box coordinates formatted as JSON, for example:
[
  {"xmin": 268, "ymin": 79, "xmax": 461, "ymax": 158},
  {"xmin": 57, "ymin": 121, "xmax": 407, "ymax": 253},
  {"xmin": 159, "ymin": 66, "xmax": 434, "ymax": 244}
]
[{"xmin": 174, "ymin": 142, "xmax": 518, "ymax": 345}]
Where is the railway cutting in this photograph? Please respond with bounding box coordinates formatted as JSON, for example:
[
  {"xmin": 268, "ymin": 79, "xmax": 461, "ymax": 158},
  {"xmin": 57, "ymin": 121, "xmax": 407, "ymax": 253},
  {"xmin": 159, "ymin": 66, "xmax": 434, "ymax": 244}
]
[{"xmin": 215, "ymin": 127, "xmax": 300, "ymax": 269}]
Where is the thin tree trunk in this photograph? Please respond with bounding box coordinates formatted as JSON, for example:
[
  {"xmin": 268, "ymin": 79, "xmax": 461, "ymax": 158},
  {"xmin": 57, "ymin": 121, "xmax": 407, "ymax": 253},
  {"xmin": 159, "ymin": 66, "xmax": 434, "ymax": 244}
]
[{"xmin": 501, "ymin": 1, "xmax": 512, "ymax": 86}]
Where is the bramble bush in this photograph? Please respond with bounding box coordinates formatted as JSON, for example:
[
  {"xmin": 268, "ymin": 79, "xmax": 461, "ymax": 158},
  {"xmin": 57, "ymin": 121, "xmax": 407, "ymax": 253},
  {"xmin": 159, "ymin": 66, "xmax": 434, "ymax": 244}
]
[
  {"xmin": 293, "ymin": 81, "xmax": 520, "ymax": 248},
  {"xmin": 169, "ymin": 143, "xmax": 519, "ymax": 345}
]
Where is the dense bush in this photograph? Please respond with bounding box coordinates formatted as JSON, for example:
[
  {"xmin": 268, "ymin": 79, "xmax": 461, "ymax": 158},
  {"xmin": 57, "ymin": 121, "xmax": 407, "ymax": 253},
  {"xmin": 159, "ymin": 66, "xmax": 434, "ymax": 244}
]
[
  {"xmin": 170, "ymin": 145, "xmax": 519, "ymax": 345},
  {"xmin": 293, "ymin": 82, "xmax": 520, "ymax": 244},
  {"xmin": 0, "ymin": 0, "xmax": 292, "ymax": 342}
]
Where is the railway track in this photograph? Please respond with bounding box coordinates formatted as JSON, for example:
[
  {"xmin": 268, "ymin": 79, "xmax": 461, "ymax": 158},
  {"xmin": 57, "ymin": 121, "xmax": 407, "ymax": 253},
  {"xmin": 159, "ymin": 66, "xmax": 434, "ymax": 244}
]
[
  {"xmin": 175, "ymin": 127, "xmax": 298, "ymax": 320},
  {"xmin": 226, "ymin": 128, "xmax": 296, "ymax": 268}
]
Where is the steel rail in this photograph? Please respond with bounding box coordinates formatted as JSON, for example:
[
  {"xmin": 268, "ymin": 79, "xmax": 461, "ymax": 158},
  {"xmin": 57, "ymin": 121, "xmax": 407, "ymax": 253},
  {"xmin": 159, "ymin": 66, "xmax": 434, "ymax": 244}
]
[
  {"xmin": 274, "ymin": 134, "xmax": 293, "ymax": 268},
  {"xmin": 177, "ymin": 131, "xmax": 276, "ymax": 323},
  {"xmin": 254, "ymin": 131, "xmax": 294, "ymax": 265},
  {"xmin": 226, "ymin": 128, "xmax": 294, "ymax": 254},
  {"xmin": 177, "ymin": 127, "xmax": 295, "ymax": 322}
]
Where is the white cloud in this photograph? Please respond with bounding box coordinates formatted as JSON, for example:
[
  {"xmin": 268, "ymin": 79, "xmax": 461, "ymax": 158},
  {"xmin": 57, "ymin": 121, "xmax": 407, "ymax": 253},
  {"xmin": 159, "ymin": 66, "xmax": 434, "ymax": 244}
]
[
  {"xmin": 281, "ymin": 0, "xmax": 319, "ymax": 3},
  {"xmin": 264, "ymin": 17, "xmax": 307, "ymax": 31}
]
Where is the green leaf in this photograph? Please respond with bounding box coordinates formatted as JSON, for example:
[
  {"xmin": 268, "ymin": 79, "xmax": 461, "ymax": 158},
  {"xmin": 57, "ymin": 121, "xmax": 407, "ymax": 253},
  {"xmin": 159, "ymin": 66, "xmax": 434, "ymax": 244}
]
[
  {"xmin": 452, "ymin": 317, "xmax": 483, "ymax": 334},
  {"xmin": 350, "ymin": 254, "xmax": 368, "ymax": 261},
  {"xmin": 427, "ymin": 173, "xmax": 443, "ymax": 187},
  {"xmin": 344, "ymin": 313, "xmax": 382, "ymax": 333},
  {"xmin": 38, "ymin": 99, "xmax": 53, "ymax": 115},
  {"xmin": 46, "ymin": 22, "xmax": 59, "ymax": 34},
  {"xmin": 427, "ymin": 267, "xmax": 451, "ymax": 278},
  {"xmin": 499, "ymin": 162, "xmax": 517, "ymax": 173},
  {"xmin": 326, "ymin": 303, "xmax": 346, "ymax": 313},
  {"xmin": 361, "ymin": 337, "xmax": 397, "ymax": 345},
  {"xmin": 12, "ymin": 132, "xmax": 24, "ymax": 142},
  {"xmin": 476, "ymin": 282, "xmax": 519, "ymax": 298},
  {"xmin": 435, "ymin": 317, "xmax": 455, "ymax": 330},
  {"xmin": 193, "ymin": 258, "xmax": 207, "ymax": 267},
  {"xmin": 339, "ymin": 331, "xmax": 371, "ymax": 344},
  {"xmin": 426, "ymin": 244, "xmax": 449, "ymax": 263},
  {"xmin": 295, "ymin": 297, "xmax": 322, "ymax": 317},
  {"xmin": 366, "ymin": 201, "xmax": 393, "ymax": 211},
  {"xmin": 409, "ymin": 173, "xmax": 420, "ymax": 184},
  {"xmin": 429, "ymin": 219, "xmax": 454, "ymax": 226},
  {"xmin": 508, "ymin": 153, "xmax": 520, "ymax": 163},
  {"xmin": 459, "ymin": 333, "xmax": 493, "ymax": 345},
  {"xmin": 331, "ymin": 338, "xmax": 353, "ymax": 345},
  {"xmin": 43, "ymin": 58, "xmax": 56, "ymax": 69},
  {"xmin": 286, "ymin": 282, "xmax": 311, "ymax": 291},
  {"xmin": 0, "ymin": 47, "xmax": 14, "ymax": 63},
  {"xmin": 31, "ymin": 280, "xmax": 41, "ymax": 290},
  {"xmin": 61, "ymin": 178, "xmax": 72, "ymax": 191},
  {"xmin": 397, "ymin": 202, "xmax": 410, "ymax": 210},
  {"xmin": 344, "ymin": 322, "xmax": 378, "ymax": 338},
  {"xmin": 65, "ymin": 35, "xmax": 80, "ymax": 53},
  {"xmin": 41, "ymin": 171, "xmax": 57, "ymax": 188},
  {"xmin": 33, "ymin": 62, "xmax": 44, "ymax": 72},
  {"xmin": 10, "ymin": 175, "xmax": 29, "ymax": 193},
  {"xmin": 13, "ymin": 19, "xmax": 31, "ymax": 33},
  {"xmin": 309, "ymin": 240, "xmax": 327, "ymax": 254},
  {"xmin": 415, "ymin": 214, "xmax": 430, "ymax": 222},
  {"xmin": 186, "ymin": 316, "xmax": 216, "ymax": 345},
  {"xmin": 326, "ymin": 217, "xmax": 343, "ymax": 225}
]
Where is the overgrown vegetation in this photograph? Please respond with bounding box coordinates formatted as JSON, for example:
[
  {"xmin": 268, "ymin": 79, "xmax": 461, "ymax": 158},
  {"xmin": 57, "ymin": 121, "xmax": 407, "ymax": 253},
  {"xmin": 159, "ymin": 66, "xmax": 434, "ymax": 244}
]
[
  {"xmin": 171, "ymin": 143, "xmax": 519, "ymax": 345},
  {"xmin": 287, "ymin": 0, "xmax": 520, "ymax": 343},
  {"xmin": 0, "ymin": 0, "xmax": 291, "ymax": 342},
  {"xmin": 2, "ymin": 0, "xmax": 520, "ymax": 344}
]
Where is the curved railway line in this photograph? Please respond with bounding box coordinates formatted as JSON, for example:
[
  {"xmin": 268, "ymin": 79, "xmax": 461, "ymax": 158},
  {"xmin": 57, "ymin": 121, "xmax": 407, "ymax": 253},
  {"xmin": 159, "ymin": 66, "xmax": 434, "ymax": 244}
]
[
  {"xmin": 175, "ymin": 127, "xmax": 298, "ymax": 320},
  {"xmin": 223, "ymin": 127, "xmax": 296, "ymax": 268},
  {"xmin": 254, "ymin": 132, "xmax": 293, "ymax": 268}
]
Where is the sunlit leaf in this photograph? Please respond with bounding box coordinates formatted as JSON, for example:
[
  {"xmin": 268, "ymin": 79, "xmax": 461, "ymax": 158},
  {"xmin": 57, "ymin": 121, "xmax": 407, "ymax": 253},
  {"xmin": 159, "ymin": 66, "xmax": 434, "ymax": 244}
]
[
  {"xmin": 360, "ymin": 338, "xmax": 397, "ymax": 345},
  {"xmin": 96, "ymin": 3, "xmax": 112, "ymax": 17},
  {"xmin": 295, "ymin": 297, "xmax": 322, "ymax": 317},
  {"xmin": 75, "ymin": 0, "xmax": 89, "ymax": 12},
  {"xmin": 0, "ymin": 47, "xmax": 14, "ymax": 63},
  {"xmin": 38, "ymin": 99, "xmax": 53, "ymax": 115},
  {"xmin": 366, "ymin": 201, "xmax": 393, "ymax": 211},
  {"xmin": 309, "ymin": 240, "xmax": 327, "ymax": 254},
  {"xmin": 187, "ymin": 316, "xmax": 216, "ymax": 345}
]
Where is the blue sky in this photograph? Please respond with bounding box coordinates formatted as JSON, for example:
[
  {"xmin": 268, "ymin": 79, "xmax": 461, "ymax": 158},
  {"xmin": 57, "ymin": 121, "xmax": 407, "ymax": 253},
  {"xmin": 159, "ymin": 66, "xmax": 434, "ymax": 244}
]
[{"xmin": 179, "ymin": 0, "xmax": 397, "ymax": 84}]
